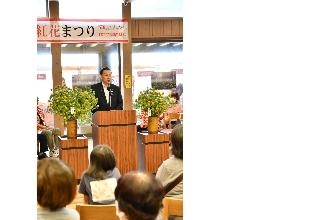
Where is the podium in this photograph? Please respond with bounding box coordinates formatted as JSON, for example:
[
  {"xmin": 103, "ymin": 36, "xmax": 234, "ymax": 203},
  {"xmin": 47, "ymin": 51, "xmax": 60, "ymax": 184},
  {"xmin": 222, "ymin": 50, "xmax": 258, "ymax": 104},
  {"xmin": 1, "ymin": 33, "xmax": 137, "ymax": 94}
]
[{"xmin": 92, "ymin": 110, "xmax": 137, "ymax": 174}]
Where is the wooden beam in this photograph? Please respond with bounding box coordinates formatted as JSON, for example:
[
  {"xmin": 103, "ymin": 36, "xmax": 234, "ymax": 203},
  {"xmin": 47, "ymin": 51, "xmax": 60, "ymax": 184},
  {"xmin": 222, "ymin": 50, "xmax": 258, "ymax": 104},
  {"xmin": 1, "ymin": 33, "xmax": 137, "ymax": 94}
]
[
  {"xmin": 122, "ymin": 2, "xmax": 133, "ymax": 110},
  {"xmin": 49, "ymin": 0, "xmax": 64, "ymax": 135},
  {"xmin": 131, "ymin": 18, "xmax": 183, "ymax": 42}
]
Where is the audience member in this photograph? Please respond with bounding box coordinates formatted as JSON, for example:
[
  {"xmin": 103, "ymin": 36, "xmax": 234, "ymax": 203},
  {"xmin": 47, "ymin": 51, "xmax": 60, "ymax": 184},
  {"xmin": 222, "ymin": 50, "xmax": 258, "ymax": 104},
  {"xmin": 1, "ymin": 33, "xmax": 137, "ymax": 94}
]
[
  {"xmin": 161, "ymin": 92, "xmax": 183, "ymax": 128},
  {"xmin": 37, "ymin": 133, "xmax": 48, "ymax": 160},
  {"xmin": 115, "ymin": 172, "xmax": 164, "ymax": 220},
  {"xmin": 137, "ymin": 110, "xmax": 151, "ymax": 132},
  {"xmin": 79, "ymin": 145, "xmax": 121, "ymax": 204},
  {"xmin": 176, "ymin": 83, "xmax": 183, "ymax": 107},
  {"xmin": 156, "ymin": 124, "xmax": 183, "ymax": 198},
  {"xmin": 62, "ymin": 77, "xmax": 66, "ymax": 86},
  {"xmin": 37, "ymin": 97, "xmax": 61, "ymax": 157},
  {"xmin": 37, "ymin": 158, "xmax": 79, "ymax": 220}
]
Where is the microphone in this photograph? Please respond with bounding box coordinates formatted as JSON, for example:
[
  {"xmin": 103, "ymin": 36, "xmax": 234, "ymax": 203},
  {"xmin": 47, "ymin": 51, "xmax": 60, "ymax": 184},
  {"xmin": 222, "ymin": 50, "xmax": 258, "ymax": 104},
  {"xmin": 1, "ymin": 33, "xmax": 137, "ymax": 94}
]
[
  {"xmin": 107, "ymin": 86, "xmax": 112, "ymax": 107},
  {"xmin": 107, "ymin": 87, "xmax": 113, "ymax": 96}
]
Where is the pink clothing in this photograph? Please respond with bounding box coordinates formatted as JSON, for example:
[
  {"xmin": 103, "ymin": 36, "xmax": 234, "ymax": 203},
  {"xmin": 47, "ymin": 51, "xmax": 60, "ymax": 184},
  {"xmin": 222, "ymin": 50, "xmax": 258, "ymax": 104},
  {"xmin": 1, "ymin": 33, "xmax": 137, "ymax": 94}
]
[
  {"xmin": 166, "ymin": 104, "xmax": 183, "ymax": 114},
  {"xmin": 160, "ymin": 104, "xmax": 183, "ymax": 127}
]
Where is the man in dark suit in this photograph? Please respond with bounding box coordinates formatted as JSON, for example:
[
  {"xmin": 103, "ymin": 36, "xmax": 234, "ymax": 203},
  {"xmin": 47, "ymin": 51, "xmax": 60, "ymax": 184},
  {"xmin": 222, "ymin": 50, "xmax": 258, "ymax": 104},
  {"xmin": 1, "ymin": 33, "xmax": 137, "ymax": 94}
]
[{"xmin": 91, "ymin": 67, "xmax": 123, "ymax": 113}]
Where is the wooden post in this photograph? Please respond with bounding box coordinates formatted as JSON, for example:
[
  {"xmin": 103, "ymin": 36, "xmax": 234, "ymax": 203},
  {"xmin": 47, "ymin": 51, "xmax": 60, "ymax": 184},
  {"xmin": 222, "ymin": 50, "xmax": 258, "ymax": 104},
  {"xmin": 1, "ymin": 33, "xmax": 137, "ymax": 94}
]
[
  {"xmin": 49, "ymin": 0, "xmax": 64, "ymax": 135},
  {"xmin": 122, "ymin": 2, "xmax": 133, "ymax": 110}
]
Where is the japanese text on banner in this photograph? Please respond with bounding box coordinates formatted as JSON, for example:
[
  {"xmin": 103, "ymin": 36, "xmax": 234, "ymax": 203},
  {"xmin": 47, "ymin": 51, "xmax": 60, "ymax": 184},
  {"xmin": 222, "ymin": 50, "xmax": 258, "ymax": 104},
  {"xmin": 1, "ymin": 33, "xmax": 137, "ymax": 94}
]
[{"xmin": 37, "ymin": 18, "xmax": 128, "ymax": 43}]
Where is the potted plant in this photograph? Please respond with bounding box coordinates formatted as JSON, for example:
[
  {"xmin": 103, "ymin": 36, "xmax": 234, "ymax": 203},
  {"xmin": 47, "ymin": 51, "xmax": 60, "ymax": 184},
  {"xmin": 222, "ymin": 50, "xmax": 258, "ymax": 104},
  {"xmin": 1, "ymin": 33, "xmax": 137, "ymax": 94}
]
[
  {"xmin": 47, "ymin": 85, "xmax": 98, "ymax": 139},
  {"xmin": 135, "ymin": 88, "xmax": 173, "ymax": 134}
]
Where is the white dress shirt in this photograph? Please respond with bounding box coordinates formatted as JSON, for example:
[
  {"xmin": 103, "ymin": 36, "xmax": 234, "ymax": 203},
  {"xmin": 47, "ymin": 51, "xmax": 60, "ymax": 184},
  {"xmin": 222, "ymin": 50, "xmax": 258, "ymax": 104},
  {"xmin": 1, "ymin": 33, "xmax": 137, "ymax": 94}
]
[{"xmin": 102, "ymin": 82, "xmax": 110, "ymax": 105}]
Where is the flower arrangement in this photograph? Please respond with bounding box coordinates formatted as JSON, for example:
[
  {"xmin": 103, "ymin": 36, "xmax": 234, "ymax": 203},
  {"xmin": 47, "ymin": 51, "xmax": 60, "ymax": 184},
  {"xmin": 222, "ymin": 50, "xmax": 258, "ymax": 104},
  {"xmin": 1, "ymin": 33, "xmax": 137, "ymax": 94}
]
[
  {"xmin": 134, "ymin": 88, "xmax": 174, "ymax": 117},
  {"xmin": 47, "ymin": 85, "xmax": 98, "ymax": 123}
]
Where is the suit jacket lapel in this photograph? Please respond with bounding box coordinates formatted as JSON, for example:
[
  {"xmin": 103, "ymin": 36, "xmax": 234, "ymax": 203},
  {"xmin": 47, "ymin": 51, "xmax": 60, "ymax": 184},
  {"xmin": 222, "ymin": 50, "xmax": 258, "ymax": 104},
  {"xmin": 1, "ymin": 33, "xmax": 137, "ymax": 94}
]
[{"xmin": 98, "ymin": 82, "xmax": 108, "ymax": 105}]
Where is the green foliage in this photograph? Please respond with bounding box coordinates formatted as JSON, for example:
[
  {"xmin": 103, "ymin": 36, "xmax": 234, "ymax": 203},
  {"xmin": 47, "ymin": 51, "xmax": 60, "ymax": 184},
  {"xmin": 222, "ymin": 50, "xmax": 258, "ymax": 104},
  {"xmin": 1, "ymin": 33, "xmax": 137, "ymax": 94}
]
[
  {"xmin": 135, "ymin": 88, "xmax": 174, "ymax": 117},
  {"xmin": 47, "ymin": 85, "xmax": 98, "ymax": 123}
]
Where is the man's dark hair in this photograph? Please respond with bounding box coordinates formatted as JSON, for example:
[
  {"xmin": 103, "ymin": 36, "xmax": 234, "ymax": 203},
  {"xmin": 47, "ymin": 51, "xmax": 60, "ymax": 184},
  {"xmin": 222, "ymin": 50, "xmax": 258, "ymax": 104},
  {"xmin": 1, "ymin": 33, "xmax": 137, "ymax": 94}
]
[{"xmin": 99, "ymin": 67, "xmax": 110, "ymax": 75}]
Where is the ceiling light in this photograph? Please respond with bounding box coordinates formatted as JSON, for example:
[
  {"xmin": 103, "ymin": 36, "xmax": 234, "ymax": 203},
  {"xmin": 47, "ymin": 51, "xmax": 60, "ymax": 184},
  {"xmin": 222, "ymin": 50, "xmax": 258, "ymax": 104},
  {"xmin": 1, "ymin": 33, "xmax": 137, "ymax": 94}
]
[
  {"xmin": 46, "ymin": 43, "xmax": 51, "ymax": 47},
  {"xmin": 90, "ymin": 43, "xmax": 98, "ymax": 47},
  {"xmin": 75, "ymin": 44, "xmax": 83, "ymax": 47},
  {"xmin": 172, "ymin": 42, "xmax": 183, "ymax": 47},
  {"xmin": 160, "ymin": 42, "xmax": 170, "ymax": 46},
  {"xmin": 133, "ymin": 43, "xmax": 142, "ymax": 47},
  {"xmin": 61, "ymin": 44, "xmax": 68, "ymax": 47},
  {"xmin": 106, "ymin": 43, "xmax": 113, "ymax": 46},
  {"xmin": 146, "ymin": 43, "xmax": 157, "ymax": 46}
]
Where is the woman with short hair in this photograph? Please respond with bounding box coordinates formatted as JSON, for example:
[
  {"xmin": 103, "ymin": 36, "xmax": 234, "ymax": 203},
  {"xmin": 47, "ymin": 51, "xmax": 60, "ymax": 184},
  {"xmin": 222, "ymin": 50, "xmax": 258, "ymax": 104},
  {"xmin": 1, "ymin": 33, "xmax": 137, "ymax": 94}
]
[{"xmin": 37, "ymin": 158, "xmax": 79, "ymax": 220}]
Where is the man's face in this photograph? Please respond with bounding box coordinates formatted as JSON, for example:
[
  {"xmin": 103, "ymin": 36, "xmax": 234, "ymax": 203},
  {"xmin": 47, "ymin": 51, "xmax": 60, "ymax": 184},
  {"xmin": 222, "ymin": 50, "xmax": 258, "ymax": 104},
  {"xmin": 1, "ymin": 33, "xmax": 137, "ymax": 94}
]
[{"xmin": 100, "ymin": 70, "xmax": 112, "ymax": 86}]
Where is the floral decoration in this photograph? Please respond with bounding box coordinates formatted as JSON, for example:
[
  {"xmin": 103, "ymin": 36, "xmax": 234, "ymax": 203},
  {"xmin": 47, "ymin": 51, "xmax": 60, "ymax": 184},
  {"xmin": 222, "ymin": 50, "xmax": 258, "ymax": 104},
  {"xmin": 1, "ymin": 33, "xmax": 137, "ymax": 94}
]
[
  {"xmin": 134, "ymin": 88, "xmax": 174, "ymax": 117},
  {"xmin": 47, "ymin": 85, "xmax": 98, "ymax": 123}
]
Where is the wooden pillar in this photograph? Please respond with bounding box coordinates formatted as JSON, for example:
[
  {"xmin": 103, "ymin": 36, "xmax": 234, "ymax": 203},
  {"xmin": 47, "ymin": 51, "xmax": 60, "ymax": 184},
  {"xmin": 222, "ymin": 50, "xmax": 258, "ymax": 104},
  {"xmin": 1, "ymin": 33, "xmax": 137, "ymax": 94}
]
[
  {"xmin": 49, "ymin": 0, "xmax": 64, "ymax": 135},
  {"xmin": 122, "ymin": 2, "xmax": 133, "ymax": 110}
]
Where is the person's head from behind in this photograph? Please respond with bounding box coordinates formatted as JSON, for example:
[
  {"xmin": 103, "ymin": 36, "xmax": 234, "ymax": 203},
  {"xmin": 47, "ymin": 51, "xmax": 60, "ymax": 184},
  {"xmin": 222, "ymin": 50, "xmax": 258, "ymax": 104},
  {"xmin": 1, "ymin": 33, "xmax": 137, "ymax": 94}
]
[
  {"xmin": 99, "ymin": 67, "xmax": 112, "ymax": 86},
  {"xmin": 115, "ymin": 172, "xmax": 164, "ymax": 220},
  {"xmin": 171, "ymin": 124, "xmax": 183, "ymax": 159},
  {"xmin": 87, "ymin": 144, "xmax": 116, "ymax": 179},
  {"xmin": 37, "ymin": 158, "xmax": 76, "ymax": 211}
]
